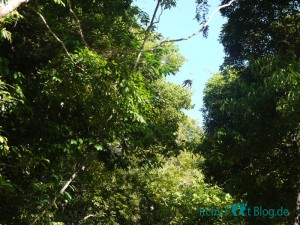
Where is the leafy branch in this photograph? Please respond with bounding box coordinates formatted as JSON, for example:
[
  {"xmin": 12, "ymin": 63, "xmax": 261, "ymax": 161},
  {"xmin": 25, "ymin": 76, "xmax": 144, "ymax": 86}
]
[
  {"xmin": 30, "ymin": 164, "xmax": 85, "ymax": 225},
  {"xmin": 133, "ymin": 0, "xmax": 237, "ymax": 68},
  {"xmin": 26, "ymin": 5, "xmax": 72, "ymax": 59},
  {"xmin": 0, "ymin": 0, "xmax": 28, "ymax": 18},
  {"xmin": 19, "ymin": 0, "xmax": 235, "ymax": 71}
]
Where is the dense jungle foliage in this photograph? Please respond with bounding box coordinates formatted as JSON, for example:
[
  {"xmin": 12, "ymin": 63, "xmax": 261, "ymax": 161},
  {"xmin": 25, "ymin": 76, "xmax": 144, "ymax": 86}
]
[{"xmin": 0, "ymin": 0, "xmax": 299, "ymax": 224}]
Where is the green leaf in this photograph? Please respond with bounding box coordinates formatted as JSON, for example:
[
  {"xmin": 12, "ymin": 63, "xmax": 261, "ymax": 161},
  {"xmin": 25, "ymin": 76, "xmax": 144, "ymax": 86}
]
[
  {"xmin": 70, "ymin": 139, "xmax": 77, "ymax": 145},
  {"xmin": 53, "ymin": 0, "xmax": 65, "ymax": 6},
  {"xmin": 95, "ymin": 144, "xmax": 103, "ymax": 151},
  {"xmin": 64, "ymin": 191, "xmax": 72, "ymax": 200}
]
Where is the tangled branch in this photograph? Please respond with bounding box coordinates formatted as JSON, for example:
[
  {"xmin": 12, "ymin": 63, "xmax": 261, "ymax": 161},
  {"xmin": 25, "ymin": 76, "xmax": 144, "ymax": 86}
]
[
  {"xmin": 133, "ymin": 0, "xmax": 237, "ymax": 68},
  {"xmin": 157, "ymin": 0, "xmax": 236, "ymax": 45}
]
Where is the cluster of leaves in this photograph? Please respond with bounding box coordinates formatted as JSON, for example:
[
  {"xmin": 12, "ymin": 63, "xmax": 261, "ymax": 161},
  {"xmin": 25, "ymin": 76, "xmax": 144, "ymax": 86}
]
[
  {"xmin": 219, "ymin": 0, "xmax": 300, "ymax": 67},
  {"xmin": 0, "ymin": 57, "xmax": 24, "ymax": 155},
  {"xmin": 64, "ymin": 151, "xmax": 238, "ymax": 225},
  {"xmin": 0, "ymin": 10, "xmax": 23, "ymax": 42},
  {"xmin": 201, "ymin": 0, "xmax": 300, "ymax": 224},
  {"xmin": 0, "ymin": 0, "xmax": 236, "ymax": 224},
  {"xmin": 144, "ymin": 151, "xmax": 236, "ymax": 225}
]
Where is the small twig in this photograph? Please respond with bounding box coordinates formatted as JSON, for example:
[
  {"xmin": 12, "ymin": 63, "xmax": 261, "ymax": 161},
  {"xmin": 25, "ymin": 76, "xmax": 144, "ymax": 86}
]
[
  {"xmin": 36, "ymin": 13, "xmax": 72, "ymax": 58},
  {"xmin": 68, "ymin": 0, "xmax": 88, "ymax": 47},
  {"xmin": 26, "ymin": 5, "xmax": 72, "ymax": 59},
  {"xmin": 83, "ymin": 214, "xmax": 96, "ymax": 220},
  {"xmin": 153, "ymin": 5, "xmax": 164, "ymax": 25},
  {"xmin": 78, "ymin": 214, "xmax": 96, "ymax": 224}
]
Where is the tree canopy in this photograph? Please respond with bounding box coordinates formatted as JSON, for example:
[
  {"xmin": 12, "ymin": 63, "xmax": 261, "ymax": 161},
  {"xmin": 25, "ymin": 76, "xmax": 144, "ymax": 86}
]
[
  {"xmin": 1, "ymin": 0, "xmax": 299, "ymax": 224},
  {"xmin": 0, "ymin": 0, "xmax": 238, "ymax": 224},
  {"xmin": 202, "ymin": 0, "xmax": 300, "ymax": 224}
]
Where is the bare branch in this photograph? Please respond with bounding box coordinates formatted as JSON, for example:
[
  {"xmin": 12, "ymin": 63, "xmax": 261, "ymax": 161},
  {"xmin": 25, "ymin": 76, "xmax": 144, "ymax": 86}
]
[
  {"xmin": 68, "ymin": 0, "xmax": 89, "ymax": 47},
  {"xmin": 0, "ymin": 0, "xmax": 28, "ymax": 18},
  {"xmin": 26, "ymin": 6, "xmax": 72, "ymax": 59},
  {"xmin": 134, "ymin": 0, "xmax": 162, "ymax": 69},
  {"xmin": 36, "ymin": 12, "xmax": 72, "ymax": 58},
  {"xmin": 153, "ymin": 5, "xmax": 164, "ymax": 25},
  {"xmin": 83, "ymin": 214, "xmax": 96, "ymax": 220},
  {"xmin": 134, "ymin": 0, "xmax": 237, "ymax": 55},
  {"xmin": 78, "ymin": 214, "xmax": 96, "ymax": 224},
  {"xmin": 30, "ymin": 165, "xmax": 85, "ymax": 225}
]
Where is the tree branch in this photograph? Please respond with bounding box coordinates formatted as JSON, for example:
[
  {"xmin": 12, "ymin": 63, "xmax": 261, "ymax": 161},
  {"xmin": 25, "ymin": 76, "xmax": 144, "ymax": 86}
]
[
  {"xmin": 26, "ymin": 6, "xmax": 91, "ymax": 73},
  {"xmin": 163, "ymin": 0, "xmax": 235, "ymax": 43},
  {"xmin": 78, "ymin": 214, "xmax": 96, "ymax": 224},
  {"xmin": 132, "ymin": 0, "xmax": 236, "ymax": 58},
  {"xmin": 133, "ymin": 0, "xmax": 162, "ymax": 69},
  {"xmin": 68, "ymin": 0, "xmax": 88, "ymax": 47},
  {"xmin": 153, "ymin": 5, "xmax": 163, "ymax": 25},
  {"xmin": 30, "ymin": 165, "xmax": 85, "ymax": 225},
  {"xmin": 0, "ymin": 0, "xmax": 28, "ymax": 18},
  {"xmin": 31, "ymin": 7, "xmax": 72, "ymax": 58}
]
